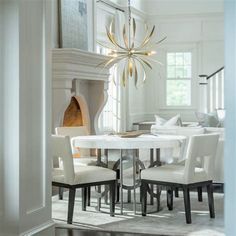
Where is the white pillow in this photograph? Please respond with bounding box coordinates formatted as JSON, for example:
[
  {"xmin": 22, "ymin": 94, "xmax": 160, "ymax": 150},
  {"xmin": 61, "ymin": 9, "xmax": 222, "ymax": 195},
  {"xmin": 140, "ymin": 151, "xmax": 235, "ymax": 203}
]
[
  {"xmin": 155, "ymin": 115, "xmax": 166, "ymax": 126},
  {"xmin": 164, "ymin": 114, "xmax": 181, "ymax": 127},
  {"xmin": 155, "ymin": 114, "xmax": 181, "ymax": 127}
]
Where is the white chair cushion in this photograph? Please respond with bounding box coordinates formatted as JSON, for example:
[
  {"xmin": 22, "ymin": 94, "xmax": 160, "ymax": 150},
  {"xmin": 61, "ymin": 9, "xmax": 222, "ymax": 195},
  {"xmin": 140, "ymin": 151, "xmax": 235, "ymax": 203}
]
[
  {"xmin": 53, "ymin": 166, "xmax": 116, "ymax": 185},
  {"xmin": 73, "ymin": 157, "xmax": 97, "ymax": 166},
  {"xmin": 151, "ymin": 126, "xmax": 205, "ymax": 136},
  {"xmin": 141, "ymin": 164, "xmax": 208, "ymax": 184}
]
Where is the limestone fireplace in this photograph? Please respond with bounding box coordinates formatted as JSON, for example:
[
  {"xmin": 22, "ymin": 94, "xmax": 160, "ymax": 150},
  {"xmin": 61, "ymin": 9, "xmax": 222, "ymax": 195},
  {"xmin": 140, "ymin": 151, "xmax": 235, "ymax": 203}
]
[{"xmin": 52, "ymin": 48, "xmax": 112, "ymax": 134}]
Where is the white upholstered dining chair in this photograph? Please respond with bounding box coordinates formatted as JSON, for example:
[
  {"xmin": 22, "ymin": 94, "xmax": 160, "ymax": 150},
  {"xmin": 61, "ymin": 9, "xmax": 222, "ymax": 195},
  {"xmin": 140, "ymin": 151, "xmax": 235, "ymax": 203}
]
[
  {"xmin": 55, "ymin": 126, "xmax": 97, "ymax": 166},
  {"xmin": 141, "ymin": 133, "xmax": 219, "ymax": 224},
  {"xmin": 55, "ymin": 126, "xmax": 98, "ymax": 203},
  {"xmin": 52, "ymin": 135, "xmax": 116, "ymax": 224}
]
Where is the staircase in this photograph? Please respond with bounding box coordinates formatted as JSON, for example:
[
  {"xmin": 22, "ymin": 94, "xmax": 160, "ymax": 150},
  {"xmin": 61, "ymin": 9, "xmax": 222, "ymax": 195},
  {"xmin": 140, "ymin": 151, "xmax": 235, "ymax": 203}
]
[{"xmin": 199, "ymin": 67, "xmax": 224, "ymax": 112}]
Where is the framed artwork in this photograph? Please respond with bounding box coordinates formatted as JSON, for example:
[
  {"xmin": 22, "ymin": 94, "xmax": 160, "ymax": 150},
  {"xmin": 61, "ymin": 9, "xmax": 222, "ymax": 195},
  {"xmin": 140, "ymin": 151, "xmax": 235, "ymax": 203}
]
[{"xmin": 58, "ymin": 0, "xmax": 90, "ymax": 50}]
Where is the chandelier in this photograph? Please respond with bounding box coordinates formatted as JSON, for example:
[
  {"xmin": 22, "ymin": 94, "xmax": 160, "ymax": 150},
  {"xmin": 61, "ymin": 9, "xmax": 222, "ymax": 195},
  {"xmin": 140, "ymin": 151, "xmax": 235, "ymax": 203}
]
[{"xmin": 98, "ymin": 0, "xmax": 166, "ymax": 87}]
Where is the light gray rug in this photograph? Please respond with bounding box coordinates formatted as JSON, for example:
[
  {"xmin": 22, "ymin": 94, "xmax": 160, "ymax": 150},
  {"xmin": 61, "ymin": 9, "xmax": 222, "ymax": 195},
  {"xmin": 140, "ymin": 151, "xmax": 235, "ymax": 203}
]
[{"xmin": 52, "ymin": 190, "xmax": 224, "ymax": 236}]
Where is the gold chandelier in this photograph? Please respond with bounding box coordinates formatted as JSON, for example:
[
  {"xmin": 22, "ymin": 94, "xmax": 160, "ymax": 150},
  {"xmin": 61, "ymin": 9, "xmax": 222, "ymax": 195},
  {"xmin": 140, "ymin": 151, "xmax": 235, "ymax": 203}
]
[{"xmin": 98, "ymin": 0, "xmax": 166, "ymax": 87}]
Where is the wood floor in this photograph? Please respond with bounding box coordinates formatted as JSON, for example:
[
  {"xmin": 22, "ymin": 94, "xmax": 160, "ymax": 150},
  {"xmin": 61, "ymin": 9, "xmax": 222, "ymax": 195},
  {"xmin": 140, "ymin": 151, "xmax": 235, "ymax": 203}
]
[{"xmin": 55, "ymin": 228, "xmax": 168, "ymax": 236}]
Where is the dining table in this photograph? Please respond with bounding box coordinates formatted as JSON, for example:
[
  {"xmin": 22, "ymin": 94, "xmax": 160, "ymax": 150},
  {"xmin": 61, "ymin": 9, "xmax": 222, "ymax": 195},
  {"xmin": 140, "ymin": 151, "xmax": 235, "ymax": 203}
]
[{"xmin": 71, "ymin": 133, "xmax": 186, "ymax": 214}]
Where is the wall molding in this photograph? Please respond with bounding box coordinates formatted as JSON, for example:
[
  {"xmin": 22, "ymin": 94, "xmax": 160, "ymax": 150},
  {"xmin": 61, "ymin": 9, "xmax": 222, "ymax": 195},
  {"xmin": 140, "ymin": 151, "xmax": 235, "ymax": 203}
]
[
  {"xmin": 20, "ymin": 220, "xmax": 55, "ymax": 236},
  {"xmin": 147, "ymin": 12, "xmax": 224, "ymax": 21}
]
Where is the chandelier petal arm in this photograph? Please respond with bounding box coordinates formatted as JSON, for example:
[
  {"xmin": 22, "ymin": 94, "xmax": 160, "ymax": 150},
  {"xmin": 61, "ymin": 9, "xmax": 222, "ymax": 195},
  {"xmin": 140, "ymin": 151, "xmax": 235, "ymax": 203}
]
[
  {"xmin": 155, "ymin": 36, "xmax": 167, "ymax": 45},
  {"xmin": 123, "ymin": 25, "xmax": 129, "ymax": 48},
  {"xmin": 126, "ymin": 58, "xmax": 130, "ymax": 78},
  {"xmin": 106, "ymin": 27, "xmax": 127, "ymax": 51},
  {"xmin": 134, "ymin": 25, "xmax": 155, "ymax": 50},
  {"xmin": 140, "ymin": 25, "xmax": 156, "ymax": 48},
  {"xmin": 137, "ymin": 59, "xmax": 147, "ymax": 83},
  {"xmin": 131, "ymin": 56, "xmax": 147, "ymax": 83},
  {"xmin": 134, "ymin": 51, "xmax": 152, "ymax": 56},
  {"xmin": 122, "ymin": 61, "xmax": 127, "ymax": 87},
  {"xmin": 128, "ymin": 58, "xmax": 133, "ymax": 77},
  {"xmin": 132, "ymin": 18, "xmax": 136, "ymax": 48},
  {"xmin": 134, "ymin": 56, "xmax": 152, "ymax": 69},
  {"xmin": 97, "ymin": 55, "xmax": 126, "ymax": 68},
  {"xmin": 131, "ymin": 24, "xmax": 149, "ymax": 50},
  {"xmin": 109, "ymin": 20, "xmax": 114, "ymax": 35},
  {"xmin": 133, "ymin": 59, "xmax": 138, "ymax": 87},
  {"xmin": 96, "ymin": 41, "xmax": 117, "ymax": 50},
  {"xmin": 145, "ymin": 36, "xmax": 167, "ymax": 49},
  {"xmin": 114, "ymin": 51, "xmax": 129, "ymax": 55},
  {"xmin": 139, "ymin": 55, "xmax": 163, "ymax": 66},
  {"xmin": 143, "ymin": 69, "xmax": 147, "ymax": 83}
]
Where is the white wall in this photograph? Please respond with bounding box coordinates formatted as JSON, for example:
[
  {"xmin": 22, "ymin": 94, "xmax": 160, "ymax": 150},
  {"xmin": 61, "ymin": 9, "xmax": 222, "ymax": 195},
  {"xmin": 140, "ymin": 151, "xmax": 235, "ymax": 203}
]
[
  {"xmin": 0, "ymin": 0, "xmax": 54, "ymax": 235},
  {"xmin": 225, "ymin": 1, "xmax": 236, "ymax": 234},
  {"xmin": 0, "ymin": 2, "xmax": 3, "ymax": 233},
  {"xmin": 145, "ymin": 0, "xmax": 224, "ymax": 16}
]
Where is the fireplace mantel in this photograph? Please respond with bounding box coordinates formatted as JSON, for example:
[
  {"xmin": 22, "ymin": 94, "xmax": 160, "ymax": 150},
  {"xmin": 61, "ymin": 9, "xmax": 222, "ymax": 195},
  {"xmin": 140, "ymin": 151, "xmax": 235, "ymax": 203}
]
[
  {"xmin": 53, "ymin": 48, "xmax": 111, "ymax": 81},
  {"xmin": 52, "ymin": 48, "xmax": 113, "ymax": 134}
]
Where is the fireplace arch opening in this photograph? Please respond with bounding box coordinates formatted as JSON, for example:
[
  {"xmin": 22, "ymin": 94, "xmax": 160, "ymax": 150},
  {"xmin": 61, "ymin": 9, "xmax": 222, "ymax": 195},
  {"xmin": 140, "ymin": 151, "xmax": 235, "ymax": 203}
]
[{"xmin": 63, "ymin": 96, "xmax": 90, "ymax": 133}]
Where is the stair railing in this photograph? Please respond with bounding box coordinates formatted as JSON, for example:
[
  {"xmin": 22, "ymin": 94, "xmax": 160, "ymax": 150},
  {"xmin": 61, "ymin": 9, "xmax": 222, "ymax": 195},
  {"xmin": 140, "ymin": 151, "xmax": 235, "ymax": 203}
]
[{"xmin": 199, "ymin": 67, "xmax": 224, "ymax": 112}]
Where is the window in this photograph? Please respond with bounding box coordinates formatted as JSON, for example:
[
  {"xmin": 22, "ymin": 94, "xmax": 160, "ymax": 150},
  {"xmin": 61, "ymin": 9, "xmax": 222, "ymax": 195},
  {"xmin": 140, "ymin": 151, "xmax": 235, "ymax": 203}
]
[
  {"xmin": 96, "ymin": 44, "xmax": 121, "ymax": 133},
  {"xmin": 166, "ymin": 52, "xmax": 192, "ymax": 106}
]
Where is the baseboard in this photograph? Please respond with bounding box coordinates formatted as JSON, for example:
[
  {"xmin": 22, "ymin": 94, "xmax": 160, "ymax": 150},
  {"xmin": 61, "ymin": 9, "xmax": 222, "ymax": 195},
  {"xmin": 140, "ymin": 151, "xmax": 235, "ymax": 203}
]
[{"xmin": 20, "ymin": 220, "xmax": 55, "ymax": 236}]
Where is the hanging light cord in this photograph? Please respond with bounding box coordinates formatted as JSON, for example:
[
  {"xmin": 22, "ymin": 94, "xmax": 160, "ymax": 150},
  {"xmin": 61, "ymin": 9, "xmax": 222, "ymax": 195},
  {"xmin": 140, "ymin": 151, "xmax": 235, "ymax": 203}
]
[{"xmin": 128, "ymin": 0, "xmax": 131, "ymax": 48}]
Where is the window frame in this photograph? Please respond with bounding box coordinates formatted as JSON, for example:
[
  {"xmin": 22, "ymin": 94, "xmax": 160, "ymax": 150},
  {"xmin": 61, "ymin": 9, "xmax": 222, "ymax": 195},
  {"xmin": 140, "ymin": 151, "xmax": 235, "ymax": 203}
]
[
  {"xmin": 159, "ymin": 45, "xmax": 198, "ymax": 111},
  {"xmin": 96, "ymin": 43, "xmax": 121, "ymax": 133}
]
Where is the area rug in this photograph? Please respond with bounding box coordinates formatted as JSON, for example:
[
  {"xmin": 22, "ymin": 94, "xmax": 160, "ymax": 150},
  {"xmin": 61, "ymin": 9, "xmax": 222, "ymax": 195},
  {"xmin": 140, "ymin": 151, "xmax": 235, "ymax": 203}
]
[{"xmin": 52, "ymin": 190, "xmax": 224, "ymax": 236}]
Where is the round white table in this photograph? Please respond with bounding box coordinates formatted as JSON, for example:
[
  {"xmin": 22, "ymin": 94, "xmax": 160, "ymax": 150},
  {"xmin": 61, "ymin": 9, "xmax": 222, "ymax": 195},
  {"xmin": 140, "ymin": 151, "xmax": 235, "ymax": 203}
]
[
  {"xmin": 71, "ymin": 134, "xmax": 186, "ymax": 150},
  {"xmin": 71, "ymin": 134, "xmax": 186, "ymax": 214}
]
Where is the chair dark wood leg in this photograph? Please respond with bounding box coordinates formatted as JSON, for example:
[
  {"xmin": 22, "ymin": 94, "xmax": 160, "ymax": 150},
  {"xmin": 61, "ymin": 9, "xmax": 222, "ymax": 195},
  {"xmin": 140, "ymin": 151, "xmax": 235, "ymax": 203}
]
[
  {"xmin": 141, "ymin": 181, "xmax": 147, "ymax": 216},
  {"xmin": 116, "ymin": 170, "xmax": 120, "ymax": 203},
  {"xmin": 97, "ymin": 186, "xmax": 102, "ymax": 211},
  {"xmin": 183, "ymin": 186, "xmax": 191, "ymax": 224},
  {"xmin": 105, "ymin": 186, "xmax": 109, "ymax": 205},
  {"xmin": 156, "ymin": 185, "xmax": 161, "ymax": 212},
  {"xmin": 207, "ymin": 183, "xmax": 215, "ymax": 218},
  {"xmin": 197, "ymin": 187, "xmax": 203, "ymax": 202},
  {"xmin": 167, "ymin": 188, "xmax": 173, "ymax": 211},
  {"xmin": 109, "ymin": 181, "xmax": 116, "ymax": 217},
  {"xmin": 150, "ymin": 184, "xmax": 154, "ymax": 205},
  {"xmin": 116, "ymin": 184, "xmax": 120, "ymax": 203},
  {"xmin": 59, "ymin": 187, "xmax": 63, "ymax": 200},
  {"xmin": 87, "ymin": 187, "xmax": 91, "ymax": 206},
  {"xmin": 67, "ymin": 188, "xmax": 76, "ymax": 224},
  {"xmin": 175, "ymin": 187, "xmax": 179, "ymax": 198},
  {"xmin": 127, "ymin": 189, "xmax": 131, "ymax": 203},
  {"xmin": 82, "ymin": 188, "xmax": 87, "ymax": 211}
]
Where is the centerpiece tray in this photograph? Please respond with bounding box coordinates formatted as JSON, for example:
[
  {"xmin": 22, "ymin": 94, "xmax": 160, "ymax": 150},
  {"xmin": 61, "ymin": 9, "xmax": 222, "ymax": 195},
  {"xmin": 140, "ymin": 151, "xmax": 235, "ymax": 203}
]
[{"xmin": 111, "ymin": 130, "xmax": 150, "ymax": 138}]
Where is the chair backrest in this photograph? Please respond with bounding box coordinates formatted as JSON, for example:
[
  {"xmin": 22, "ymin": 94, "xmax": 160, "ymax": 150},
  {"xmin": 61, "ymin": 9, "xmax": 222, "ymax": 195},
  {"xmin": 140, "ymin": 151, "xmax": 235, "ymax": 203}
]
[
  {"xmin": 55, "ymin": 126, "xmax": 89, "ymax": 157},
  {"xmin": 184, "ymin": 133, "xmax": 219, "ymax": 183},
  {"xmin": 52, "ymin": 135, "xmax": 75, "ymax": 185}
]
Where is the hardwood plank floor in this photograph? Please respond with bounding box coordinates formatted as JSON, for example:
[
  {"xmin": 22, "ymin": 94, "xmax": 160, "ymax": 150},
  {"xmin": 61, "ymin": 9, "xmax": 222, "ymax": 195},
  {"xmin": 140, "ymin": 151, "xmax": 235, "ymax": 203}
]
[{"xmin": 55, "ymin": 228, "xmax": 169, "ymax": 236}]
